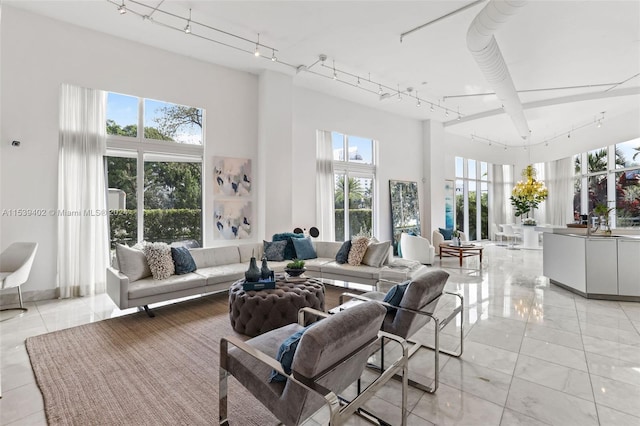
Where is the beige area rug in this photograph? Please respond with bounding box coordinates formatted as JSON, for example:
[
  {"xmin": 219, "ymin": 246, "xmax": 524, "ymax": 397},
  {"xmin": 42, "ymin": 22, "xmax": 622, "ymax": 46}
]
[{"xmin": 26, "ymin": 286, "xmax": 352, "ymax": 425}]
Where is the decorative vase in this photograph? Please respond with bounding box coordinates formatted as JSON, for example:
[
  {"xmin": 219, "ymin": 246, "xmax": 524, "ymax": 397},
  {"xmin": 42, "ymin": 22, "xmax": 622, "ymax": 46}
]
[
  {"xmin": 260, "ymin": 256, "xmax": 272, "ymax": 280},
  {"xmin": 245, "ymin": 256, "xmax": 261, "ymax": 282},
  {"xmin": 452, "ymin": 237, "xmax": 460, "ymax": 246},
  {"xmin": 285, "ymin": 267, "xmax": 306, "ymax": 277}
]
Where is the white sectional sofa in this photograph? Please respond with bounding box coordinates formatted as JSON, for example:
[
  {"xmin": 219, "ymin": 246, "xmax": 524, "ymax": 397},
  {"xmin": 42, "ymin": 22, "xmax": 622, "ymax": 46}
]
[{"xmin": 106, "ymin": 240, "xmax": 428, "ymax": 316}]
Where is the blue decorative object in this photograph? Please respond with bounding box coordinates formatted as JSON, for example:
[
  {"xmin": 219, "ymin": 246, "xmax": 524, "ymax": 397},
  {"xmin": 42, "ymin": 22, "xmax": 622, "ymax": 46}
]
[
  {"xmin": 335, "ymin": 240, "xmax": 351, "ymax": 264},
  {"xmin": 439, "ymin": 228, "xmax": 454, "ymax": 240},
  {"xmin": 292, "ymin": 237, "xmax": 317, "ymax": 260},
  {"xmin": 269, "ymin": 325, "xmax": 313, "ymax": 382},
  {"xmin": 272, "ymin": 233, "xmax": 306, "ymax": 260},
  {"xmin": 382, "ymin": 280, "xmax": 410, "ymax": 312},
  {"xmin": 245, "ymin": 254, "xmax": 261, "ymax": 282},
  {"xmin": 263, "ymin": 240, "xmax": 287, "ymax": 261},
  {"xmin": 171, "ymin": 247, "xmax": 197, "ymax": 275}
]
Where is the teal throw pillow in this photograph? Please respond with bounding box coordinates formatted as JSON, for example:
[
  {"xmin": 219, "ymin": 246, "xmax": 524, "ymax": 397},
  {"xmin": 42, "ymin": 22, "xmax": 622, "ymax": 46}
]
[
  {"xmin": 272, "ymin": 232, "xmax": 306, "ymax": 260},
  {"xmin": 292, "ymin": 237, "xmax": 317, "ymax": 260},
  {"xmin": 382, "ymin": 280, "xmax": 411, "ymax": 312},
  {"xmin": 264, "ymin": 240, "xmax": 287, "ymax": 261},
  {"xmin": 439, "ymin": 228, "xmax": 453, "ymax": 240},
  {"xmin": 335, "ymin": 240, "xmax": 351, "ymax": 264},
  {"xmin": 269, "ymin": 325, "xmax": 313, "ymax": 383},
  {"xmin": 170, "ymin": 247, "xmax": 197, "ymax": 275}
]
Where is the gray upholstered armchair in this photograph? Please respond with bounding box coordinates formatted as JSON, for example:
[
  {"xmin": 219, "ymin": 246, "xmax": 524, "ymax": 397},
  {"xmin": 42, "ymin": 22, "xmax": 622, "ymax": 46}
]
[
  {"xmin": 219, "ymin": 301, "xmax": 409, "ymax": 425},
  {"xmin": 340, "ymin": 269, "xmax": 463, "ymax": 393}
]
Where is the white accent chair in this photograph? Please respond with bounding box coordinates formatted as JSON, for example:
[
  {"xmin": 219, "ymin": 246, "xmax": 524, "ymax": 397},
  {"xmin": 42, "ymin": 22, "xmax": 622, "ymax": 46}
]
[
  {"xmin": 492, "ymin": 223, "xmax": 506, "ymax": 245},
  {"xmin": 502, "ymin": 224, "xmax": 520, "ymax": 248},
  {"xmin": 399, "ymin": 233, "xmax": 435, "ymax": 265},
  {"xmin": 1, "ymin": 242, "xmax": 38, "ymax": 322}
]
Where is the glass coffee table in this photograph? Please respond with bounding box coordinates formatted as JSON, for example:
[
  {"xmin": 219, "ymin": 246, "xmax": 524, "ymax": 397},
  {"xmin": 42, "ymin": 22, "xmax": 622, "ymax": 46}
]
[{"xmin": 438, "ymin": 243, "xmax": 483, "ymax": 267}]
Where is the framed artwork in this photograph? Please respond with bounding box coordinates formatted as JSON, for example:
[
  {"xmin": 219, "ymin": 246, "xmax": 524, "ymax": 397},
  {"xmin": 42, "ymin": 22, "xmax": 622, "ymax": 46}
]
[
  {"xmin": 214, "ymin": 200, "xmax": 252, "ymax": 239},
  {"xmin": 213, "ymin": 157, "xmax": 251, "ymax": 197},
  {"xmin": 444, "ymin": 180, "xmax": 454, "ymax": 229},
  {"xmin": 389, "ymin": 180, "xmax": 420, "ymax": 255}
]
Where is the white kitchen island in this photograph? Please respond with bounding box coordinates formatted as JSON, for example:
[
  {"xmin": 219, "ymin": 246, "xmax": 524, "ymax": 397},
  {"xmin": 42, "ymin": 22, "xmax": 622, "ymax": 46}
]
[{"xmin": 543, "ymin": 232, "xmax": 640, "ymax": 300}]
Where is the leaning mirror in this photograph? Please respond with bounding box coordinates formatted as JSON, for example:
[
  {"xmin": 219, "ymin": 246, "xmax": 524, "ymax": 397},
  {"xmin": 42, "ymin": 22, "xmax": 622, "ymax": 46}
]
[{"xmin": 389, "ymin": 180, "xmax": 420, "ymax": 254}]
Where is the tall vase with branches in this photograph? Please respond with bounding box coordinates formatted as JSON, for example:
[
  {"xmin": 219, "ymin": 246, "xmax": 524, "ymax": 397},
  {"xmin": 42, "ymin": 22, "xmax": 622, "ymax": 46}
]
[{"xmin": 510, "ymin": 165, "xmax": 548, "ymax": 225}]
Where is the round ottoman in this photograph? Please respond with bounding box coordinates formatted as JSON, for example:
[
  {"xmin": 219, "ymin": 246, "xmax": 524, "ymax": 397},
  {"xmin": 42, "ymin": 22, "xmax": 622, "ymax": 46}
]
[{"xmin": 228, "ymin": 277, "xmax": 325, "ymax": 337}]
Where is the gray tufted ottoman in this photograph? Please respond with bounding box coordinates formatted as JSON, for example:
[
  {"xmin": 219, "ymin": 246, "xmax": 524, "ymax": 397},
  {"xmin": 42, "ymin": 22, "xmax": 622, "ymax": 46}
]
[{"xmin": 228, "ymin": 277, "xmax": 325, "ymax": 337}]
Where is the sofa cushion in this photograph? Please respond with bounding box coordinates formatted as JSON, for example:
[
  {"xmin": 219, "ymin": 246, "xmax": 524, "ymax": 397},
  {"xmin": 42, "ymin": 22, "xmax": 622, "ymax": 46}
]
[
  {"xmin": 272, "ymin": 232, "xmax": 306, "ymax": 260},
  {"xmin": 320, "ymin": 261, "xmax": 380, "ymax": 280},
  {"xmin": 143, "ymin": 242, "xmax": 175, "ymax": 280},
  {"xmin": 264, "ymin": 240, "xmax": 287, "ymax": 261},
  {"xmin": 238, "ymin": 243, "xmax": 262, "ymax": 263},
  {"xmin": 334, "ymin": 240, "xmax": 351, "ymax": 264},
  {"xmin": 171, "ymin": 247, "xmax": 197, "ymax": 275},
  {"xmin": 439, "ymin": 228, "xmax": 453, "ymax": 240},
  {"xmin": 292, "ymin": 237, "xmax": 317, "ymax": 260},
  {"xmin": 196, "ymin": 264, "xmax": 246, "ymax": 286},
  {"xmin": 189, "ymin": 246, "xmax": 240, "ymax": 268},
  {"xmin": 347, "ymin": 236, "xmax": 369, "ymax": 266},
  {"xmin": 362, "ymin": 240, "xmax": 391, "ymax": 268},
  {"xmin": 115, "ymin": 244, "xmax": 151, "ymax": 282},
  {"xmin": 128, "ymin": 273, "xmax": 205, "ymax": 300},
  {"xmin": 314, "ymin": 241, "xmax": 343, "ymax": 259}
]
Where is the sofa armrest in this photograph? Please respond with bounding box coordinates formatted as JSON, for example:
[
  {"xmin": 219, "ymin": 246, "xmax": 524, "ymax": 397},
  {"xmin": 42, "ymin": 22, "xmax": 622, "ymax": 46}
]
[
  {"xmin": 432, "ymin": 230, "xmax": 444, "ymax": 248},
  {"xmin": 106, "ymin": 267, "xmax": 130, "ymax": 310}
]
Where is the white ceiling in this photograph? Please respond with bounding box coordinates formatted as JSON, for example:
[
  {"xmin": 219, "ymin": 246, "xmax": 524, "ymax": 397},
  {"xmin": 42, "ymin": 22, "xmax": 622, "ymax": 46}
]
[{"xmin": 8, "ymin": 0, "xmax": 640, "ymax": 147}]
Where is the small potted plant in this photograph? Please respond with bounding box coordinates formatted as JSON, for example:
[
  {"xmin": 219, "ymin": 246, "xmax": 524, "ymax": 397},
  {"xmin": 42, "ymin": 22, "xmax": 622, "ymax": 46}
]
[
  {"xmin": 593, "ymin": 203, "xmax": 614, "ymax": 234},
  {"xmin": 452, "ymin": 229, "xmax": 461, "ymax": 246},
  {"xmin": 285, "ymin": 259, "xmax": 306, "ymax": 277}
]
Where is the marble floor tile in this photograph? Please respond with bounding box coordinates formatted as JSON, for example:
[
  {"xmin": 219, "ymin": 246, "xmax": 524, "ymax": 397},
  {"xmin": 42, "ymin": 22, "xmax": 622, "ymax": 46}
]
[
  {"xmin": 523, "ymin": 322, "xmax": 583, "ymax": 350},
  {"xmin": 578, "ymin": 310, "xmax": 637, "ymax": 333},
  {"xmin": 457, "ymin": 340, "xmax": 519, "ymax": 375},
  {"xmin": 505, "ymin": 377, "xmax": 599, "ymax": 426},
  {"xmin": 465, "ymin": 318, "xmax": 525, "ymax": 353},
  {"xmin": 411, "ymin": 382, "xmax": 504, "ymax": 426},
  {"xmin": 586, "ymin": 352, "xmax": 640, "ymax": 387},
  {"xmin": 582, "ymin": 335, "xmax": 640, "ymax": 364},
  {"xmin": 439, "ymin": 356, "xmax": 513, "ymax": 405},
  {"xmin": 525, "ymin": 312, "xmax": 582, "ymax": 334},
  {"xmin": 519, "ymin": 337, "xmax": 588, "ymax": 372},
  {"xmin": 590, "ymin": 375, "xmax": 640, "ymax": 418},
  {"xmin": 513, "ymin": 354, "xmax": 593, "ymax": 401},
  {"xmin": 579, "ymin": 322, "xmax": 640, "ymax": 346},
  {"xmin": 0, "ymin": 383, "xmax": 45, "ymax": 425},
  {"xmin": 500, "ymin": 408, "xmax": 551, "ymax": 426},
  {"xmin": 596, "ymin": 405, "xmax": 640, "ymax": 426}
]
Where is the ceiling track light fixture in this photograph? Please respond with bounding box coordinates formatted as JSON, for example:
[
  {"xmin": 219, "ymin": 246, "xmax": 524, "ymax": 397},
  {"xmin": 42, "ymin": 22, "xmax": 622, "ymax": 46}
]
[
  {"xmin": 333, "ymin": 60, "xmax": 338, "ymax": 80},
  {"xmin": 254, "ymin": 33, "xmax": 260, "ymax": 57},
  {"xmin": 471, "ymin": 133, "xmax": 508, "ymax": 150},
  {"xmin": 109, "ymin": 0, "xmax": 279, "ymax": 62},
  {"xmin": 416, "ymin": 91, "xmax": 421, "ymax": 107},
  {"xmin": 184, "ymin": 8, "xmax": 191, "ymax": 34}
]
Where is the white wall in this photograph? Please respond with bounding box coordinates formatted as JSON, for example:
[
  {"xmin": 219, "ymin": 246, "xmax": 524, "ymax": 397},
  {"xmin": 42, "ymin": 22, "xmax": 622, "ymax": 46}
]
[
  {"xmin": 292, "ymin": 87, "xmax": 424, "ymax": 242},
  {"xmin": 0, "ymin": 7, "xmax": 258, "ymax": 299}
]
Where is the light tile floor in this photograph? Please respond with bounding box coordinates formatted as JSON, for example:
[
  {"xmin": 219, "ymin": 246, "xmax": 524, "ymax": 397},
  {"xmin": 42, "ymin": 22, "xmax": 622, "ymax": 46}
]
[{"xmin": 2, "ymin": 243, "xmax": 640, "ymax": 425}]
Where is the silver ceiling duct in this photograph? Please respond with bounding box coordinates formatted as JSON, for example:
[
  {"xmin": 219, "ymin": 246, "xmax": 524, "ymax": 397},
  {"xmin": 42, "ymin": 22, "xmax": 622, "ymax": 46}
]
[{"xmin": 467, "ymin": 0, "xmax": 530, "ymax": 140}]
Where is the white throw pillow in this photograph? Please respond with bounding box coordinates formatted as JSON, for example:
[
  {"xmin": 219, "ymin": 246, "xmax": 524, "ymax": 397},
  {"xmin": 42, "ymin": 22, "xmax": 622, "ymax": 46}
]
[
  {"xmin": 362, "ymin": 240, "xmax": 392, "ymax": 267},
  {"xmin": 143, "ymin": 242, "xmax": 175, "ymax": 280},
  {"xmin": 115, "ymin": 244, "xmax": 152, "ymax": 282}
]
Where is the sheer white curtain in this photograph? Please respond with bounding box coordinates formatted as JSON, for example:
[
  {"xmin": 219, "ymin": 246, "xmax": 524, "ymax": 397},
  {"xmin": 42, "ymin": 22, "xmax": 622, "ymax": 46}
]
[
  {"xmin": 491, "ymin": 164, "xmax": 514, "ymax": 225},
  {"xmin": 316, "ymin": 130, "xmax": 335, "ymax": 241},
  {"xmin": 545, "ymin": 157, "xmax": 573, "ymax": 226},
  {"xmin": 57, "ymin": 84, "xmax": 109, "ymax": 298}
]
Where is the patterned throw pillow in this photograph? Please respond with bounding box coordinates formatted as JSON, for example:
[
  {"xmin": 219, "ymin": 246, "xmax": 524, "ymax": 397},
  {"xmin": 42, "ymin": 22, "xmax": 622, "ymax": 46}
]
[
  {"xmin": 171, "ymin": 247, "xmax": 197, "ymax": 275},
  {"xmin": 292, "ymin": 237, "xmax": 317, "ymax": 260},
  {"xmin": 264, "ymin": 240, "xmax": 287, "ymax": 261},
  {"xmin": 272, "ymin": 233, "xmax": 306, "ymax": 260},
  {"xmin": 347, "ymin": 236, "xmax": 370, "ymax": 266},
  {"xmin": 143, "ymin": 242, "xmax": 175, "ymax": 280},
  {"xmin": 335, "ymin": 240, "xmax": 352, "ymax": 264}
]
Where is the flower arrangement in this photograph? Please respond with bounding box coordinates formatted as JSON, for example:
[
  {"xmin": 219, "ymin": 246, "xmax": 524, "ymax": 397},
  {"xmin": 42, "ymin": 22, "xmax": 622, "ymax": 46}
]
[
  {"xmin": 522, "ymin": 217, "xmax": 537, "ymax": 226},
  {"xmin": 510, "ymin": 165, "xmax": 548, "ymax": 220}
]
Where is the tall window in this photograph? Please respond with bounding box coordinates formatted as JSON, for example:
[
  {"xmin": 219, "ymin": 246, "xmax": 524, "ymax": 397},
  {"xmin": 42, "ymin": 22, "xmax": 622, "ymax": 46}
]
[
  {"xmin": 574, "ymin": 138, "xmax": 640, "ymax": 228},
  {"xmin": 332, "ymin": 132, "xmax": 376, "ymax": 241},
  {"xmin": 455, "ymin": 157, "xmax": 490, "ymax": 240},
  {"xmin": 106, "ymin": 92, "xmax": 204, "ymax": 247}
]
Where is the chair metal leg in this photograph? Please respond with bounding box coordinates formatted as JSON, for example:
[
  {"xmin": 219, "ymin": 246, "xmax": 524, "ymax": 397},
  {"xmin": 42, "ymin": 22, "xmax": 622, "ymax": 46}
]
[
  {"xmin": 219, "ymin": 341, "xmax": 229, "ymax": 425},
  {"xmin": 0, "ymin": 286, "xmax": 28, "ymax": 322}
]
